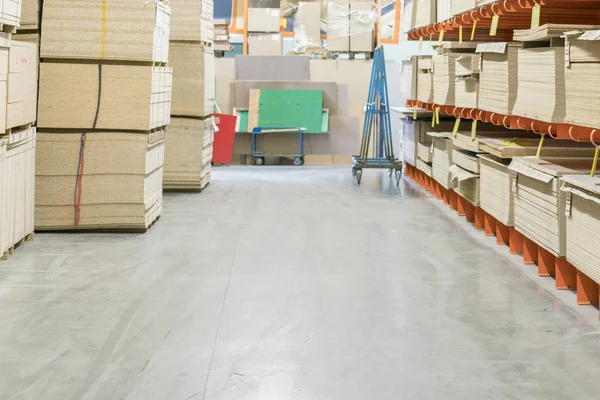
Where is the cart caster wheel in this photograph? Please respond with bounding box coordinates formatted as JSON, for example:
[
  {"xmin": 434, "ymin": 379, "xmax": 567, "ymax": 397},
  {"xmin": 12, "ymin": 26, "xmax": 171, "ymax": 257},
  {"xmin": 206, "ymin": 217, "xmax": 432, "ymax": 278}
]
[
  {"xmin": 254, "ymin": 157, "xmax": 265, "ymax": 166},
  {"xmin": 356, "ymin": 170, "xmax": 362, "ymax": 185},
  {"xmin": 352, "ymin": 166, "xmax": 357, "ymax": 177},
  {"xmin": 294, "ymin": 156, "xmax": 304, "ymax": 166},
  {"xmin": 395, "ymin": 170, "xmax": 402, "ymax": 185},
  {"xmin": 389, "ymin": 168, "xmax": 393, "ymax": 178}
]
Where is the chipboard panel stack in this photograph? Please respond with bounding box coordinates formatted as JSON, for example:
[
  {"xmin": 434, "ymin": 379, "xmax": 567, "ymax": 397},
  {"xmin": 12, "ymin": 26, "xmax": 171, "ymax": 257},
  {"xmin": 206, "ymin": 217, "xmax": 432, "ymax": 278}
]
[
  {"xmin": 0, "ymin": 1, "xmax": 38, "ymax": 259},
  {"xmin": 14, "ymin": 0, "xmax": 39, "ymax": 43},
  {"xmin": 164, "ymin": 0, "xmax": 215, "ymax": 191},
  {"xmin": 35, "ymin": 0, "xmax": 172, "ymax": 231}
]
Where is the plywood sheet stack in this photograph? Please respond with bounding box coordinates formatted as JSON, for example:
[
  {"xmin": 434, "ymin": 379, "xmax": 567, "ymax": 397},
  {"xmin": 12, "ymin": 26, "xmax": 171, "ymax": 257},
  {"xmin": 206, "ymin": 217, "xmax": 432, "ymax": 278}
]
[
  {"xmin": 478, "ymin": 42, "xmax": 521, "ymax": 115},
  {"xmin": 35, "ymin": 0, "xmax": 172, "ymax": 231},
  {"xmin": 561, "ymin": 175, "xmax": 600, "ymax": 286},
  {"xmin": 164, "ymin": 0, "xmax": 215, "ymax": 191},
  {"xmin": 14, "ymin": 0, "xmax": 39, "ymax": 44},
  {"xmin": 509, "ymin": 157, "xmax": 594, "ymax": 257},
  {"xmin": 454, "ymin": 53, "xmax": 480, "ymax": 109},
  {"xmin": 564, "ymin": 30, "xmax": 600, "ymax": 129},
  {"xmin": 512, "ymin": 27, "xmax": 566, "ymax": 123}
]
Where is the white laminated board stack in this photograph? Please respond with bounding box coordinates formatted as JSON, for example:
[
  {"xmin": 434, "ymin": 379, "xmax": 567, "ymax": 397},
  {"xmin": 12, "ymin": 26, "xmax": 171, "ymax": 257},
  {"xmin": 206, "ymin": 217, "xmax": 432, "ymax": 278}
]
[
  {"xmin": 164, "ymin": 118, "xmax": 214, "ymax": 191},
  {"xmin": 509, "ymin": 157, "xmax": 594, "ymax": 257},
  {"xmin": 561, "ymin": 175, "xmax": 600, "ymax": 285},
  {"xmin": 166, "ymin": 0, "xmax": 215, "ymax": 190},
  {"xmin": 35, "ymin": 0, "xmax": 173, "ymax": 231}
]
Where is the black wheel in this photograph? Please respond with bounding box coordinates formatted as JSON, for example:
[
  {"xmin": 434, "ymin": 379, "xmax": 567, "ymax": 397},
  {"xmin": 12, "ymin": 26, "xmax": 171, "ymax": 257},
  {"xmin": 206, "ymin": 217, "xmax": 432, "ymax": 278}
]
[
  {"xmin": 389, "ymin": 169, "xmax": 393, "ymax": 178},
  {"xmin": 395, "ymin": 170, "xmax": 401, "ymax": 185},
  {"xmin": 352, "ymin": 166, "xmax": 357, "ymax": 177},
  {"xmin": 356, "ymin": 170, "xmax": 362, "ymax": 185},
  {"xmin": 293, "ymin": 157, "xmax": 304, "ymax": 166},
  {"xmin": 254, "ymin": 157, "xmax": 265, "ymax": 166}
]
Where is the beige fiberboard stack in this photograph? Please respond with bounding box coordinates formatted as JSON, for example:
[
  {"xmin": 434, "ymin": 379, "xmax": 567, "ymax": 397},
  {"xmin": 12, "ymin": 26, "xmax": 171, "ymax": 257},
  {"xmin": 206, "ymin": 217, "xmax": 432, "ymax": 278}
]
[
  {"xmin": 411, "ymin": 0, "xmax": 436, "ymax": 30},
  {"xmin": 561, "ymin": 175, "xmax": 600, "ymax": 287},
  {"xmin": 564, "ymin": 29, "xmax": 600, "ymax": 129},
  {"xmin": 416, "ymin": 56, "xmax": 433, "ymax": 104},
  {"xmin": 509, "ymin": 157, "xmax": 595, "ymax": 258},
  {"xmin": 165, "ymin": 0, "xmax": 215, "ymax": 191},
  {"xmin": 36, "ymin": 0, "xmax": 172, "ymax": 232},
  {"xmin": 0, "ymin": 5, "xmax": 38, "ymax": 259},
  {"xmin": 454, "ymin": 53, "xmax": 480, "ymax": 109},
  {"xmin": 477, "ymin": 42, "xmax": 521, "ymax": 116}
]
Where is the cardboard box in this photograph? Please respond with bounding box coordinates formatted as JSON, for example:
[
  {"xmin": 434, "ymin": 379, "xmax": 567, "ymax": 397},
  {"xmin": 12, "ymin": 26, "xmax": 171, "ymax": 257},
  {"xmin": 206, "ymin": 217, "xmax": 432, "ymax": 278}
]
[
  {"xmin": 248, "ymin": 8, "xmax": 280, "ymax": 32},
  {"xmin": 41, "ymin": 0, "xmax": 170, "ymax": 63},
  {"xmin": 327, "ymin": 2, "xmax": 349, "ymax": 52},
  {"xmin": 248, "ymin": 34, "xmax": 281, "ymax": 56}
]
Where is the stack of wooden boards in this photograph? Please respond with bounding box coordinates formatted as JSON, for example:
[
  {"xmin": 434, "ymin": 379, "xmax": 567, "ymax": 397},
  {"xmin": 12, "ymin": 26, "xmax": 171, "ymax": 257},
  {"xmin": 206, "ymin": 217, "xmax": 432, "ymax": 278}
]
[
  {"xmin": 0, "ymin": 0, "xmax": 37, "ymax": 259},
  {"xmin": 35, "ymin": 0, "xmax": 172, "ymax": 231},
  {"xmin": 214, "ymin": 19, "xmax": 232, "ymax": 54},
  {"xmin": 230, "ymin": 55, "xmax": 361, "ymax": 165},
  {"xmin": 164, "ymin": 0, "xmax": 215, "ymax": 191}
]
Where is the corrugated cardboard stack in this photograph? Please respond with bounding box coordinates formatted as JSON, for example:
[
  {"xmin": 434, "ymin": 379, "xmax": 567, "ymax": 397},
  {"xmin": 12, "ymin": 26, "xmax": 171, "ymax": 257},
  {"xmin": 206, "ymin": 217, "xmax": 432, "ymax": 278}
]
[
  {"xmin": 429, "ymin": 132, "xmax": 454, "ymax": 189},
  {"xmin": 454, "ymin": 53, "xmax": 480, "ymax": 109},
  {"xmin": 35, "ymin": 0, "xmax": 172, "ymax": 231},
  {"xmin": 509, "ymin": 157, "xmax": 594, "ymax": 258},
  {"xmin": 478, "ymin": 42, "xmax": 521, "ymax": 115},
  {"xmin": 449, "ymin": 148, "xmax": 480, "ymax": 206},
  {"xmin": 433, "ymin": 53, "xmax": 461, "ymax": 106},
  {"xmin": 561, "ymin": 175, "xmax": 600, "ymax": 286},
  {"xmin": 0, "ymin": 3, "xmax": 37, "ymax": 258},
  {"xmin": 564, "ymin": 30, "xmax": 600, "ymax": 129},
  {"xmin": 479, "ymin": 154, "xmax": 516, "ymax": 227},
  {"xmin": 164, "ymin": 0, "xmax": 215, "ymax": 191},
  {"xmin": 416, "ymin": 56, "xmax": 433, "ymax": 104}
]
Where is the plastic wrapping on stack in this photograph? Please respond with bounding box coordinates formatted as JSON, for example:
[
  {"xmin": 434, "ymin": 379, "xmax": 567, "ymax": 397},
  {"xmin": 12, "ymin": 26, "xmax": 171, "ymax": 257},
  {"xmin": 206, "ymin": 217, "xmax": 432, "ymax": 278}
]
[{"xmin": 36, "ymin": 0, "xmax": 173, "ymax": 231}]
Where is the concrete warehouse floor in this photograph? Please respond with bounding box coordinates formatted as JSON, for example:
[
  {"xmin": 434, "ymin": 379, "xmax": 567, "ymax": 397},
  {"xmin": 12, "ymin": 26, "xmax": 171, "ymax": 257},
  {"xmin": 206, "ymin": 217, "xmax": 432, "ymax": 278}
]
[{"xmin": 2, "ymin": 166, "xmax": 600, "ymax": 399}]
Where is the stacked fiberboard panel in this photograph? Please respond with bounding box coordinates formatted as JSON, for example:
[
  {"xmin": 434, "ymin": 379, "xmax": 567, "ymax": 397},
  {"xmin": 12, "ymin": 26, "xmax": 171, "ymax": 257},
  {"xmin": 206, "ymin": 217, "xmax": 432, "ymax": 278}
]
[
  {"xmin": 164, "ymin": 0, "xmax": 215, "ymax": 191},
  {"xmin": 477, "ymin": 42, "xmax": 521, "ymax": 116},
  {"xmin": 0, "ymin": 3, "xmax": 38, "ymax": 259},
  {"xmin": 35, "ymin": 0, "xmax": 172, "ymax": 231},
  {"xmin": 454, "ymin": 53, "xmax": 480, "ymax": 109}
]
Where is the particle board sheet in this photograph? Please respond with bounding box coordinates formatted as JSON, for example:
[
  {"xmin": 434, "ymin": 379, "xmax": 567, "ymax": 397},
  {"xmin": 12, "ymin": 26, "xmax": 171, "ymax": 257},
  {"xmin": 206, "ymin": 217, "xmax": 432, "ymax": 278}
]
[
  {"xmin": 19, "ymin": 0, "xmax": 38, "ymax": 30},
  {"xmin": 170, "ymin": 42, "xmax": 214, "ymax": 118},
  {"xmin": 561, "ymin": 175, "xmax": 600, "ymax": 284},
  {"xmin": 41, "ymin": 0, "xmax": 170, "ymax": 63},
  {"xmin": 35, "ymin": 131, "xmax": 165, "ymax": 231},
  {"xmin": 451, "ymin": 0, "xmax": 476, "ymax": 16},
  {"xmin": 509, "ymin": 157, "xmax": 595, "ymax": 256},
  {"xmin": 565, "ymin": 63, "xmax": 600, "ymax": 129},
  {"xmin": 430, "ymin": 133, "xmax": 453, "ymax": 189},
  {"xmin": 417, "ymin": 158, "xmax": 433, "ymax": 176},
  {"xmin": 0, "ymin": 127, "xmax": 35, "ymax": 255},
  {"xmin": 512, "ymin": 47, "xmax": 565, "ymax": 124},
  {"xmin": 433, "ymin": 53, "xmax": 461, "ymax": 106},
  {"xmin": 234, "ymin": 55, "xmax": 310, "ymax": 81},
  {"xmin": 478, "ymin": 43, "xmax": 521, "ymax": 115},
  {"xmin": 169, "ymin": 0, "xmax": 213, "ymax": 43},
  {"xmin": 7, "ymin": 40, "xmax": 37, "ymax": 130},
  {"xmin": 38, "ymin": 63, "xmax": 172, "ymax": 131},
  {"xmin": 449, "ymin": 164, "xmax": 480, "ymax": 206},
  {"xmin": 233, "ymin": 81, "xmax": 338, "ymax": 115},
  {"xmin": 566, "ymin": 31, "xmax": 600, "ymax": 62},
  {"xmin": 452, "ymin": 148, "xmax": 480, "ymax": 173},
  {"xmin": 164, "ymin": 117, "xmax": 214, "ymax": 190},
  {"xmin": 478, "ymin": 137, "xmax": 596, "ymax": 159},
  {"xmin": 411, "ymin": 0, "xmax": 435, "ymax": 30},
  {"xmin": 0, "ymin": 0, "xmax": 21, "ymax": 26},
  {"xmin": 513, "ymin": 24, "xmax": 600, "ymax": 42},
  {"xmin": 479, "ymin": 154, "xmax": 515, "ymax": 226}
]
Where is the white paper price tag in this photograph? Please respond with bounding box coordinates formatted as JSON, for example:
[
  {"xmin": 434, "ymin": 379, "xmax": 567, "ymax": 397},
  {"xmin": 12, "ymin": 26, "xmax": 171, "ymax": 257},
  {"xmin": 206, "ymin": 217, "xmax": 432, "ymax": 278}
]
[
  {"xmin": 512, "ymin": 175, "xmax": 518, "ymax": 193},
  {"xmin": 565, "ymin": 37, "xmax": 571, "ymax": 68},
  {"xmin": 565, "ymin": 193, "xmax": 572, "ymax": 217}
]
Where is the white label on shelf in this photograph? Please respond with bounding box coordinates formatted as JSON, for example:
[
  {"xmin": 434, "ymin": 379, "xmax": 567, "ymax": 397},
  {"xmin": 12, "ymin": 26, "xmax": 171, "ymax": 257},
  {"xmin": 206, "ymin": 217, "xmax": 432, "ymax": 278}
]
[
  {"xmin": 512, "ymin": 175, "xmax": 518, "ymax": 193},
  {"xmin": 565, "ymin": 192, "xmax": 572, "ymax": 217},
  {"xmin": 475, "ymin": 42, "xmax": 507, "ymax": 54}
]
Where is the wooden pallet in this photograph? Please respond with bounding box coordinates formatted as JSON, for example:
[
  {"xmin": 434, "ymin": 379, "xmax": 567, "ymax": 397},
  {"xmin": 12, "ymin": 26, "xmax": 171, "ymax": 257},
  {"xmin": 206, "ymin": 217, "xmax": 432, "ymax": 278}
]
[{"xmin": 1, "ymin": 232, "xmax": 34, "ymax": 261}]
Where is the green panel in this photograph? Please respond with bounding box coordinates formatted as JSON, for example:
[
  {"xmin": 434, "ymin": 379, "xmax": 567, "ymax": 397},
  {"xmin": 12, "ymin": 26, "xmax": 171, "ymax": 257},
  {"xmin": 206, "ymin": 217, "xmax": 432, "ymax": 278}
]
[
  {"xmin": 258, "ymin": 90, "xmax": 324, "ymax": 134},
  {"xmin": 238, "ymin": 110, "xmax": 329, "ymax": 133}
]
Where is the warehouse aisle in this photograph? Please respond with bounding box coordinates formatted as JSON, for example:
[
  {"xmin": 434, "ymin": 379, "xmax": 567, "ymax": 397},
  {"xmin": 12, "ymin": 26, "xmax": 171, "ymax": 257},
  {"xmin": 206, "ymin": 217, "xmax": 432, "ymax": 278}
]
[{"xmin": 2, "ymin": 167, "xmax": 600, "ymax": 400}]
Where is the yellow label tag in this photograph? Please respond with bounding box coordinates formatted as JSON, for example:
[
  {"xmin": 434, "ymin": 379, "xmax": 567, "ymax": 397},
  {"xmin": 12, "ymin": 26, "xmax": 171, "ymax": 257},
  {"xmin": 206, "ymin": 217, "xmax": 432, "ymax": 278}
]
[
  {"xmin": 536, "ymin": 134, "xmax": 545, "ymax": 159},
  {"xmin": 490, "ymin": 15, "xmax": 499, "ymax": 36},
  {"xmin": 459, "ymin": 26, "xmax": 463, "ymax": 44},
  {"xmin": 470, "ymin": 120, "xmax": 478, "ymax": 142},
  {"xmin": 435, "ymin": 107, "xmax": 440, "ymax": 124},
  {"xmin": 470, "ymin": 21, "xmax": 477, "ymax": 41},
  {"xmin": 438, "ymin": 30, "xmax": 444, "ymax": 45},
  {"xmin": 413, "ymin": 107, "xmax": 418, "ymax": 120},
  {"xmin": 592, "ymin": 148, "xmax": 600, "ymax": 177},
  {"xmin": 419, "ymin": 36, "xmax": 423, "ymax": 50},
  {"xmin": 429, "ymin": 34, "xmax": 432, "ymax": 43},
  {"xmin": 452, "ymin": 118, "xmax": 461, "ymax": 138},
  {"xmin": 531, "ymin": 4, "xmax": 541, "ymax": 30},
  {"xmin": 431, "ymin": 113, "xmax": 436, "ymax": 128}
]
